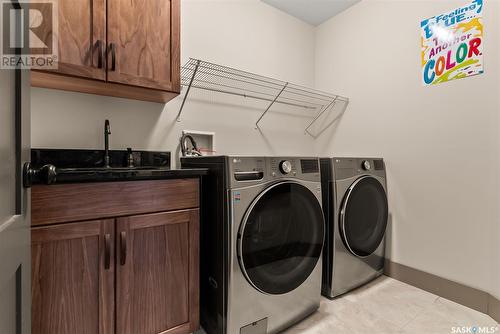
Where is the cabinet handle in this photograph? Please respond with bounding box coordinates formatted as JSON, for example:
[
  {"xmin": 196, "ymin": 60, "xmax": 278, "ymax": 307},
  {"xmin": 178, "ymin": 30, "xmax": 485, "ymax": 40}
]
[
  {"xmin": 120, "ymin": 231, "xmax": 127, "ymax": 265},
  {"xmin": 110, "ymin": 43, "xmax": 116, "ymax": 71},
  {"xmin": 104, "ymin": 233, "xmax": 111, "ymax": 270},
  {"xmin": 96, "ymin": 40, "xmax": 103, "ymax": 69}
]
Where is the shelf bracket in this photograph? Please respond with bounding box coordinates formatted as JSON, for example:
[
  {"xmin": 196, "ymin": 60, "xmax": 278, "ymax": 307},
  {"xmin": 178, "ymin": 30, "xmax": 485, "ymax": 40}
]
[
  {"xmin": 255, "ymin": 82, "xmax": 289, "ymax": 129},
  {"xmin": 304, "ymin": 98, "xmax": 337, "ymax": 136},
  {"xmin": 305, "ymin": 97, "xmax": 349, "ymax": 138},
  {"xmin": 177, "ymin": 59, "xmax": 201, "ymax": 122}
]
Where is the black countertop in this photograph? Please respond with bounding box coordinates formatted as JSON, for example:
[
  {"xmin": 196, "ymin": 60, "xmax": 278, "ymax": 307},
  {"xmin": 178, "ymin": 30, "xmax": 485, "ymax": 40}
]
[{"xmin": 29, "ymin": 149, "xmax": 208, "ymax": 185}]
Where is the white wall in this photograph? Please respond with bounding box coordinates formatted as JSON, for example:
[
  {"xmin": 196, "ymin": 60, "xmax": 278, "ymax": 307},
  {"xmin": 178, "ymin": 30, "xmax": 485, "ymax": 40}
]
[
  {"xmin": 314, "ymin": 0, "xmax": 500, "ymax": 298},
  {"xmin": 31, "ymin": 0, "xmax": 500, "ymax": 299},
  {"xmin": 31, "ymin": 0, "xmax": 317, "ymax": 166}
]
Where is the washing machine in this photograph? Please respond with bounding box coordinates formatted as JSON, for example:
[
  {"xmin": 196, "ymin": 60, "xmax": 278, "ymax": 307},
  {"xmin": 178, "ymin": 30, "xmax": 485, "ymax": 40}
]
[
  {"xmin": 320, "ymin": 157, "xmax": 388, "ymax": 298},
  {"xmin": 181, "ymin": 156, "xmax": 324, "ymax": 334}
]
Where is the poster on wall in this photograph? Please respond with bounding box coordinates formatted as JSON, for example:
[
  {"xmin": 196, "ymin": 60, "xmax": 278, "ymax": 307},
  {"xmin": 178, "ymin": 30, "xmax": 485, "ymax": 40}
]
[{"xmin": 421, "ymin": 0, "xmax": 483, "ymax": 86}]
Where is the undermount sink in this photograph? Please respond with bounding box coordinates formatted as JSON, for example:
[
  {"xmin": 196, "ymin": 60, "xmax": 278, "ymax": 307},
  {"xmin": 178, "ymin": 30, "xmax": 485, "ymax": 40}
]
[
  {"xmin": 58, "ymin": 166, "xmax": 168, "ymax": 173},
  {"xmin": 23, "ymin": 164, "xmax": 172, "ymax": 186},
  {"xmin": 26, "ymin": 149, "xmax": 177, "ymax": 187}
]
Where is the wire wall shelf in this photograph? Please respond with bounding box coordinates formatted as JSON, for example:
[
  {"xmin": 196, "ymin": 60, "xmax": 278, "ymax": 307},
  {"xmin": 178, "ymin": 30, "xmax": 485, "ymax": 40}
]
[{"xmin": 178, "ymin": 58, "xmax": 349, "ymax": 137}]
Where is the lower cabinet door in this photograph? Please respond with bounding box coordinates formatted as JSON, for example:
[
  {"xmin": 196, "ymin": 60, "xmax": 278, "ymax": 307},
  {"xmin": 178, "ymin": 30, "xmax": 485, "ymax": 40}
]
[
  {"xmin": 31, "ymin": 219, "xmax": 115, "ymax": 334},
  {"xmin": 116, "ymin": 209, "xmax": 199, "ymax": 334}
]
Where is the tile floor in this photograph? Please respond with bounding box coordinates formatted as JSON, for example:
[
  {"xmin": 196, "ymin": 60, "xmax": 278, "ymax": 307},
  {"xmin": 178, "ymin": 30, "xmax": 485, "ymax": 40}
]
[{"xmin": 283, "ymin": 276, "xmax": 499, "ymax": 334}]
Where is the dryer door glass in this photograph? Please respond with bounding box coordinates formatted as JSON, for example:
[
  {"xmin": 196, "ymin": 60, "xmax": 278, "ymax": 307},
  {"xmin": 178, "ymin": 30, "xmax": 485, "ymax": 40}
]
[
  {"xmin": 340, "ymin": 176, "xmax": 388, "ymax": 257},
  {"xmin": 239, "ymin": 182, "xmax": 324, "ymax": 295}
]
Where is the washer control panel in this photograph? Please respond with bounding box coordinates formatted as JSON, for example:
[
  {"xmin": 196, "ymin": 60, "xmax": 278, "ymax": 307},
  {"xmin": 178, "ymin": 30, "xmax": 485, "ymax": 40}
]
[
  {"xmin": 230, "ymin": 157, "xmax": 320, "ymax": 184},
  {"xmin": 279, "ymin": 160, "xmax": 292, "ymax": 174},
  {"xmin": 270, "ymin": 158, "xmax": 297, "ymax": 177},
  {"xmin": 270, "ymin": 158, "xmax": 319, "ymax": 179}
]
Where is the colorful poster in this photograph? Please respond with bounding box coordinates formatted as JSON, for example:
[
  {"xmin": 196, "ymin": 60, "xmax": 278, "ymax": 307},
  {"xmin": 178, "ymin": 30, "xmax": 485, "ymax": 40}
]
[{"xmin": 421, "ymin": 0, "xmax": 483, "ymax": 86}]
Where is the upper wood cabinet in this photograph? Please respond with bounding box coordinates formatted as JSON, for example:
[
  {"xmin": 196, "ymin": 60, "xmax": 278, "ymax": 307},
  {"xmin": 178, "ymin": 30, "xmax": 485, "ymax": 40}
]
[
  {"xmin": 107, "ymin": 0, "xmax": 179, "ymax": 91},
  {"xmin": 31, "ymin": 0, "xmax": 180, "ymax": 103},
  {"xmin": 49, "ymin": 0, "xmax": 106, "ymax": 80}
]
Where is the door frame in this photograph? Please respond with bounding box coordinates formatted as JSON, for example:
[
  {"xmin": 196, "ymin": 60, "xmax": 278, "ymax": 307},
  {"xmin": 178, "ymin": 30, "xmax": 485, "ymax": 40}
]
[{"xmin": 0, "ymin": 13, "xmax": 31, "ymax": 332}]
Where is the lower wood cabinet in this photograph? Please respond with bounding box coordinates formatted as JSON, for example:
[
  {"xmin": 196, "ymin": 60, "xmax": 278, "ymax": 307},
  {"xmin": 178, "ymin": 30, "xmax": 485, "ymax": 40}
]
[
  {"xmin": 31, "ymin": 220, "xmax": 115, "ymax": 334},
  {"xmin": 31, "ymin": 209, "xmax": 199, "ymax": 334},
  {"xmin": 116, "ymin": 210, "xmax": 199, "ymax": 334}
]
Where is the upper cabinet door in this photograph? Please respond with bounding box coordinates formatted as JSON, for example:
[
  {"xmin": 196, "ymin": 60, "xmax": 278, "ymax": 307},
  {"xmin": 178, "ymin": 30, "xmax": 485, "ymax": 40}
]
[
  {"xmin": 42, "ymin": 0, "xmax": 106, "ymax": 80},
  {"xmin": 107, "ymin": 0, "xmax": 180, "ymax": 91}
]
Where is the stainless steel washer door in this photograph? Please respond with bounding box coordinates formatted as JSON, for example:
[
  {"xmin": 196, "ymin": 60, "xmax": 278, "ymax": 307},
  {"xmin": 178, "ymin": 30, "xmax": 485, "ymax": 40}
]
[
  {"xmin": 340, "ymin": 176, "xmax": 388, "ymax": 258},
  {"xmin": 237, "ymin": 182, "xmax": 324, "ymax": 295}
]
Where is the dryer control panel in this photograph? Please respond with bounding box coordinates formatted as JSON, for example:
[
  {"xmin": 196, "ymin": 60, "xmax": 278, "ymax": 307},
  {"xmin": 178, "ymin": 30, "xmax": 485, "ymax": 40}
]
[
  {"xmin": 269, "ymin": 157, "xmax": 320, "ymax": 182},
  {"xmin": 333, "ymin": 157, "xmax": 386, "ymax": 180}
]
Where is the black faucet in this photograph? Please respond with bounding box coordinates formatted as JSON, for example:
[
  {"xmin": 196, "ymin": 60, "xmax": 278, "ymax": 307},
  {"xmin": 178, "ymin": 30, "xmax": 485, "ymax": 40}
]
[{"xmin": 104, "ymin": 120, "xmax": 111, "ymax": 168}]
